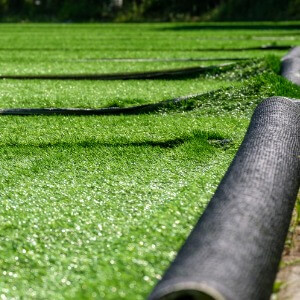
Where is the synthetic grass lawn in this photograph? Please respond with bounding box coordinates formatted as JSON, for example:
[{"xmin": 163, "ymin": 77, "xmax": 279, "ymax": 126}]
[
  {"xmin": 0, "ymin": 114, "xmax": 245, "ymax": 300},
  {"xmin": 0, "ymin": 79, "xmax": 236, "ymax": 108},
  {"xmin": 0, "ymin": 60, "xmax": 229, "ymax": 75},
  {"xmin": 0, "ymin": 59, "xmax": 275, "ymax": 109},
  {"xmin": 0, "ymin": 22, "xmax": 300, "ymax": 300},
  {"xmin": 1, "ymin": 22, "xmax": 300, "ymax": 51}
]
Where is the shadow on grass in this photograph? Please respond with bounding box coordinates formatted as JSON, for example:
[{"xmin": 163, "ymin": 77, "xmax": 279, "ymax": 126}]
[
  {"xmin": 1, "ymin": 132, "xmax": 231, "ymax": 150},
  {"xmin": 0, "ymin": 46, "xmax": 292, "ymax": 52},
  {"xmin": 0, "ymin": 65, "xmax": 229, "ymax": 81}
]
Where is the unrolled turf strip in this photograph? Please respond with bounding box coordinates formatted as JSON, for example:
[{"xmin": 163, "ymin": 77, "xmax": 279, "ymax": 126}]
[
  {"xmin": 0, "ymin": 93, "xmax": 203, "ymax": 116},
  {"xmin": 0, "ymin": 65, "xmax": 230, "ymax": 80},
  {"xmin": 0, "ymin": 45, "xmax": 291, "ymax": 52},
  {"xmin": 149, "ymin": 96, "xmax": 300, "ymax": 300},
  {"xmin": 281, "ymin": 46, "xmax": 300, "ymax": 85},
  {"xmin": 72, "ymin": 58, "xmax": 248, "ymax": 62}
]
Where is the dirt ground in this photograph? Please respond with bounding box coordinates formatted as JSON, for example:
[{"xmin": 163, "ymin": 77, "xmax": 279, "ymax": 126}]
[{"xmin": 275, "ymin": 202, "xmax": 300, "ymax": 300}]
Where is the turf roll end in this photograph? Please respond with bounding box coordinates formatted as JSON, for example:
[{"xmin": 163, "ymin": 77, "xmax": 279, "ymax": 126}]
[
  {"xmin": 149, "ymin": 96, "xmax": 300, "ymax": 300},
  {"xmin": 149, "ymin": 282, "xmax": 225, "ymax": 300}
]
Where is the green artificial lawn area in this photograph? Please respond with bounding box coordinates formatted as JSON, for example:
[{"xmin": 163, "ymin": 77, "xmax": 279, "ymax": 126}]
[{"xmin": 1, "ymin": 22, "xmax": 300, "ymax": 299}]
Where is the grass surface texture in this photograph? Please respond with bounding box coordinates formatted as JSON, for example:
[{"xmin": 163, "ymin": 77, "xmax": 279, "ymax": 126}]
[{"xmin": 1, "ymin": 22, "xmax": 300, "ymax": 300}]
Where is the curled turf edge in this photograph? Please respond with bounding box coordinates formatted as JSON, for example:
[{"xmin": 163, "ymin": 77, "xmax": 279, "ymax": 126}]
[{"xmin": 148, "ymin": 96, "xmax": 300, "ymax": 300}]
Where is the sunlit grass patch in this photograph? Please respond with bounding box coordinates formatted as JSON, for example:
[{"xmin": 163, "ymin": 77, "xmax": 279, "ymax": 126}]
[{"xmin": 0, "ymin": 22, "xmax": 299, "ymax": 299}]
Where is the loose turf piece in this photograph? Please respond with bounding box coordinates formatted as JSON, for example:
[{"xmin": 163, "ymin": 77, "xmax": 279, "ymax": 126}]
[{"xmin": 149, "ymin": 97, "xmax": 300, "ymax": 300}]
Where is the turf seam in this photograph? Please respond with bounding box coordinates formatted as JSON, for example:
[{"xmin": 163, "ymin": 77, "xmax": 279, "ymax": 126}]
[
  {"xmin": 0, "ymin": 45, "xmax": 291, "ymax": 52},
  {"xmin": 70, "ymin": 57, "xmax": 249, "ymax": 63},
  {"xmin": 0, "ymin": 93, "xmax": 204, "ymax": 116},
  {"xmin": 0, "ymin": 64, "xmax": 231, "ymax": 80}
]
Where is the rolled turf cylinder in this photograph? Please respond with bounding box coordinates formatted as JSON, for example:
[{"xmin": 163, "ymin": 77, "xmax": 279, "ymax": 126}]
[
  {"xmin": 149, "ymin": 96, "xmax": 300, "ymax": 300},
  {"xmin": 281, "ymin": 46, "xmax": 300, "ymax": 85}
]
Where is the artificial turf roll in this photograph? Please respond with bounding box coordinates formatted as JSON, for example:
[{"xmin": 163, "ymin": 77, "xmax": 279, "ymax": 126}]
[
  {"xmin": 149, "ymin": 96, "xmax": 300, "ymax": 300},
  {"xmin": 281, "ymin": 46, "xmax": 300, "ymax": 85}
]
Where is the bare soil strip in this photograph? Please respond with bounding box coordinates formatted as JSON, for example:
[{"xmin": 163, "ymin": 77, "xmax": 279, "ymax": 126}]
[{"xmin": 276, "ymin": 200, "xmax": 300, "ymax": 300}]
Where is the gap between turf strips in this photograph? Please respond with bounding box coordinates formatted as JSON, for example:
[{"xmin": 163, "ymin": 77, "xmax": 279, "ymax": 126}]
[
  {"xmin": 0, "ymin": 64, "xmax": 232, "ymax": 80},
  {"xmin": 0, "ymin": 45, "xmax": 292, "ymax": 52},
  {"xmin": 70, "ymin": 57, "xmax": 249, "ymax": 62},
  {"xmin": 0, "ymin": 61, "xmax": 241, "ymax": 116},
  {"xmin": 0, "ymin": 93, "xmax": 203, "ymax": 116}
]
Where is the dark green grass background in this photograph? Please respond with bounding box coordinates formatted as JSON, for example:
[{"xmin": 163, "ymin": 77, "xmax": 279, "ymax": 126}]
[{"xmin": 0, "ymin": 23, "xmax": 300, "ymax": 299}]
